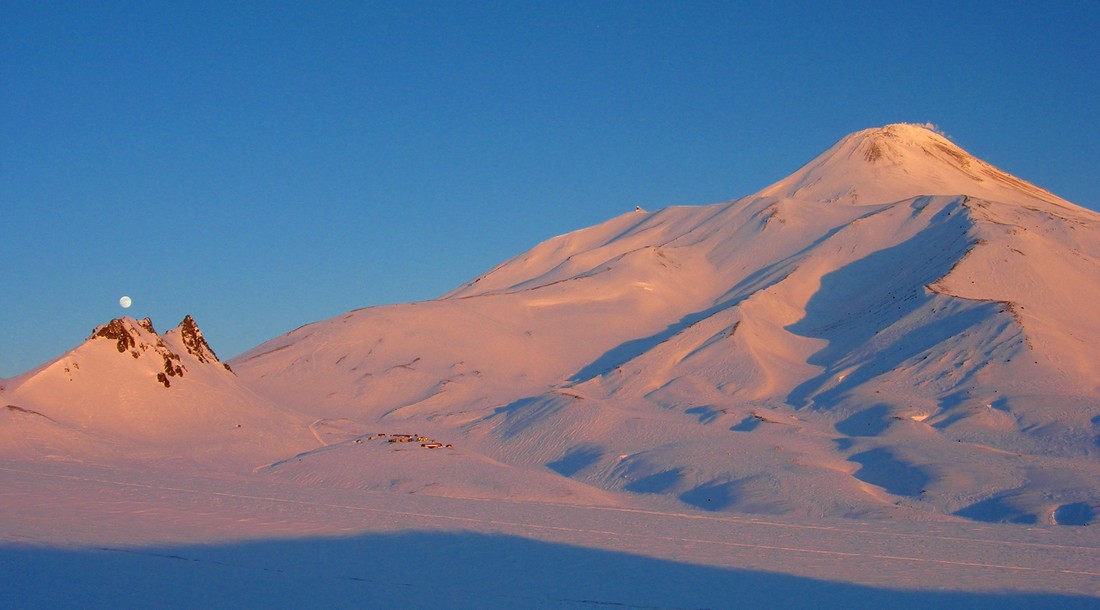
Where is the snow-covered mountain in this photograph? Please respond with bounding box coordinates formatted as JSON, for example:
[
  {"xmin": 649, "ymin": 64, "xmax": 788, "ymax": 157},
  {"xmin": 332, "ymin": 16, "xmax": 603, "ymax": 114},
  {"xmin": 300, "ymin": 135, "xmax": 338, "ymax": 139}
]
[
  {"xmin": 5, "ymin": 124, "xmax": 1098, "ymax": 525},
  {"xmin": 0, "ymin": 316, "xmax": 314, "ymax": 466},
  {"xmin": 232, "ymin": 123, "xmax": 1100, "ymax": 524}
]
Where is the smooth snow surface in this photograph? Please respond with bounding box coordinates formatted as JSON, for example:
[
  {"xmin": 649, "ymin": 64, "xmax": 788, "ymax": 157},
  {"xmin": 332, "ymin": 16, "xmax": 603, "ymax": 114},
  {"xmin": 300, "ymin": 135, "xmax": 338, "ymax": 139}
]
[
  {"xmin": 3, "ymin": 463, "xmax": 1099, "ymax": 608},
  {"xmin": 3, "ymin": 124, "xmax": 1099, "ymax": 607}
]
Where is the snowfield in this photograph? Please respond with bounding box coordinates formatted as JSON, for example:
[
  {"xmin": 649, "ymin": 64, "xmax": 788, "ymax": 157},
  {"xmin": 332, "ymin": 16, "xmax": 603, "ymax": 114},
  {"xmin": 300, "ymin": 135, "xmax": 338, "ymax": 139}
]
[
  {"xmin": 2, "ymin": 124, "xmax": 1099, "ymax": 607},
  {"xmin": 3, "ymin": 462, "xmax": 1099, "ymax": 608}
]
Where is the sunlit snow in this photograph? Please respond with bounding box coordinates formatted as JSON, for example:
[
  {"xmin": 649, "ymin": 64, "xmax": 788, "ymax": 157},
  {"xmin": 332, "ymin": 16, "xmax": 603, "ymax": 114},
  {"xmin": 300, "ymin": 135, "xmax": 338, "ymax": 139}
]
[{"xmin": 3, "ymin": 124, "xmax": 1099, "ymax": 607}]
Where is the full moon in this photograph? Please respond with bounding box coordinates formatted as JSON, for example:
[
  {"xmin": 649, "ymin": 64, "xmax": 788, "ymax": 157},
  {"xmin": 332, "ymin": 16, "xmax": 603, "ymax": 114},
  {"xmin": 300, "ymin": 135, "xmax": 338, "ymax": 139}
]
[{"xmin": 119, "ymin": 296, "xmax": 132, "ymax": 309}]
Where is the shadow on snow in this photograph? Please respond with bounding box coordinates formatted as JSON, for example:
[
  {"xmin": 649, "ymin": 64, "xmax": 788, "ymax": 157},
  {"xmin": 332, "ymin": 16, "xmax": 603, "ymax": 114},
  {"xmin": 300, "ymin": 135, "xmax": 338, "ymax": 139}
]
[
  {"xmin": 3, "ymin": 531, "xmax": 1097, "ymax": 609},
  {"xmin": 785, "ymin": 201, "xmax": 976, "ymax": 409}
]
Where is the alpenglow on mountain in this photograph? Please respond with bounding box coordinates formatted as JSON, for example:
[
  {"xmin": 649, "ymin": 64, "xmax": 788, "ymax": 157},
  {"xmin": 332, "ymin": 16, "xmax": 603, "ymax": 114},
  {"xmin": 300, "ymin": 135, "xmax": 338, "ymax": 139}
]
[{"xmin": 5, "ymin": 124, "xmax": 1099, "ymax": 525}]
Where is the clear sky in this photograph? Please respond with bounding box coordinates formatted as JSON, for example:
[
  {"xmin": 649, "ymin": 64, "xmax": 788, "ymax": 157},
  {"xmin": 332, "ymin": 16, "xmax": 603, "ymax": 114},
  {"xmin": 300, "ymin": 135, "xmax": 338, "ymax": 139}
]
[{"xmin": 2, "ymin": 1, "xmax": 1098, "ymax": 377}]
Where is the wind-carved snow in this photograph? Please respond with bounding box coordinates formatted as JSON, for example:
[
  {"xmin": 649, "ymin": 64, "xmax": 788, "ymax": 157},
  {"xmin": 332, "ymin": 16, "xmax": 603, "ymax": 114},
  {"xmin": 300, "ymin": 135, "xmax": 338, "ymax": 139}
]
[{"xmin": 4, "ymin": 124, "xmax": 1100, "ymax": 606}]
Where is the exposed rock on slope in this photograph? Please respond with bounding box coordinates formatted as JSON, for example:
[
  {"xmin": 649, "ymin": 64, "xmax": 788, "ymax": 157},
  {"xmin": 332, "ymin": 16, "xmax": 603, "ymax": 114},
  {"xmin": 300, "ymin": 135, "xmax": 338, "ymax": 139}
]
[
  {"xmin": 87, "ymin": 317, "xmax": 187, "ymax": 387},
  {"xmin": 1, "ymin": 316, "xmax": 313, "ymax": 465},
  {"xmin": 168, "ymin": 314, "xmax": 232, "ymax": 372}
]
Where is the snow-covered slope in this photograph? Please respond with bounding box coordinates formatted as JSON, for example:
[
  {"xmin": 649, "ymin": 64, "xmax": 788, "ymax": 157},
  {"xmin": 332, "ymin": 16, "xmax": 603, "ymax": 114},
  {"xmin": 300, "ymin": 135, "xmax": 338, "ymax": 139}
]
[
  {"xmin": 1, "ymin": 316, "xmax": 316, "ymax": 467},
  {"xmin": 231, "ymin": 124, "xmax": 1100, "ymax": 524}
]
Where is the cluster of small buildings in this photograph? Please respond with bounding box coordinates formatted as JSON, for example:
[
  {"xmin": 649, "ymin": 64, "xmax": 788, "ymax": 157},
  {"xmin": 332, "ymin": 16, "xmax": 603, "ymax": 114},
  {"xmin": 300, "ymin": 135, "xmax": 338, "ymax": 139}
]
[{"xmin": 352, "ymin": 432, "xmax": 452, "ymax": 449}]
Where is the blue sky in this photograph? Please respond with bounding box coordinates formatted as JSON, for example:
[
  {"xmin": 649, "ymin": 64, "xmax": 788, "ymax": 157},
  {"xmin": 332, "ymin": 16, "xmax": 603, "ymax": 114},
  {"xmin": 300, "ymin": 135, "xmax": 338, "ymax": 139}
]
[{"xmin": 2, "ymin": 1, "xmax": 1098, "ymax": 377}]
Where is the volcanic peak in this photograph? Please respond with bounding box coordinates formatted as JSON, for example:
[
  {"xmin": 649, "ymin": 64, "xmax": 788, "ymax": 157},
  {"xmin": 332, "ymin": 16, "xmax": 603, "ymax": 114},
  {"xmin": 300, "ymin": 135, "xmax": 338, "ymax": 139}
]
[
  {"xmin": 846, "ymin": 123, "xmax": 969, "ymax": 166},
  {"xmin": 755, "ymin": 123, "xmax": 1073, "ymax": 208}
]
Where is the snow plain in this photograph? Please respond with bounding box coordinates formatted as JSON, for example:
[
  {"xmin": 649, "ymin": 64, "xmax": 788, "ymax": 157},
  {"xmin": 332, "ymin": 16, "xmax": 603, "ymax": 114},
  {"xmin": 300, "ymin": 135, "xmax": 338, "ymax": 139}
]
[
  {"xmin": 3, "ymin": 462, "xmax": 1099, "ymax": 608},
  {"xmin": 3, "ymin": 124, "xmax": 1099, "ymax": 607}
]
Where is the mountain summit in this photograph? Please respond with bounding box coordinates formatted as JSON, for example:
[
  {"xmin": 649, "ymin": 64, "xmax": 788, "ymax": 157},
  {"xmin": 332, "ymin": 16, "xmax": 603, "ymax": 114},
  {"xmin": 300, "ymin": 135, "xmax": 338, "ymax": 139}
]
[{"xmin": 756, "ymin": 123, "xmax": 1074, "ymax": 208}]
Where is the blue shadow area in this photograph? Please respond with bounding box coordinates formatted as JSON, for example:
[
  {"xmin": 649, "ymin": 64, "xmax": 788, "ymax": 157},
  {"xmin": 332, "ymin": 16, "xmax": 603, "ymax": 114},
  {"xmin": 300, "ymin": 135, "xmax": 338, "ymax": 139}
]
[
  {"xmin": 566, "ymin": 207, "xmax": 875, "ymax": 384},
  {"xmin": 835, "ymin": 404, "xmax": 894, "ymax": 437},
  {"xmin": 785, "ymin": 200, "xmax": 976, "ymax": 409},
  {"xmin": 954, "ymin": 496, "xmax": 1039, "ymax": 525},
  {"xmin": 546, "ymin": 444, "xmax": 604, "ymax": 477},
  {"xmin": 3, "ymin": 531, "xmax": 1097, "ymax": 609},
  {"xmin": 624, "ymin": 468, "xmax": 684, "ymax": 494},
  {"xmin": 848, "ymin": 448, "xmax": 931, "ymax": 497},
  {"xmin": 567, "ymin": 300, "xmax": 736, "ymax": 383},
  {"xmin": 730, "ymin": 415, "xmax": 763, "ymax": 432}
]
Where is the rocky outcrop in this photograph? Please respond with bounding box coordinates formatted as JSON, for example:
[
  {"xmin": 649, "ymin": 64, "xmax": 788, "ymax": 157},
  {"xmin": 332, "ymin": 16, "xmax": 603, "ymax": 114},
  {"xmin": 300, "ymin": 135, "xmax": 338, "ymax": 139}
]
[
  {"xmin": 176, "ymin": 315, "xmax": 219, "ymax": 364},
  {"xmin": 88, "ymin": 315, "xmax": 231, "ymax": 388},
  {"xmin": 91, "ymin": 318, "xmax": 144, "ymax": 355},
  {"xmin": 171, "ymin": 315, "xmax": 233, "ymax": 373}
]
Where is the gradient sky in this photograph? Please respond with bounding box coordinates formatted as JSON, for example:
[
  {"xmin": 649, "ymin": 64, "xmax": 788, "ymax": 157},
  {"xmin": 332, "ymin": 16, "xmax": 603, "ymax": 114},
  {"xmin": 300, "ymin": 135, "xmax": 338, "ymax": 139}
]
[{"xmin": 3, "ymin": 1, "xmax": 1098, "ymax": 377}]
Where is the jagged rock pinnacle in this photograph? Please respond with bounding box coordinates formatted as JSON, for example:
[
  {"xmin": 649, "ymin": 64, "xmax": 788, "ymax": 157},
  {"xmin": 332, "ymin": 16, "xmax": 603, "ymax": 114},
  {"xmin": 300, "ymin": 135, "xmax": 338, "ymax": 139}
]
[{"xmin": 176, "ymin": 315, "xmax": 220, "ymax": 364}]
